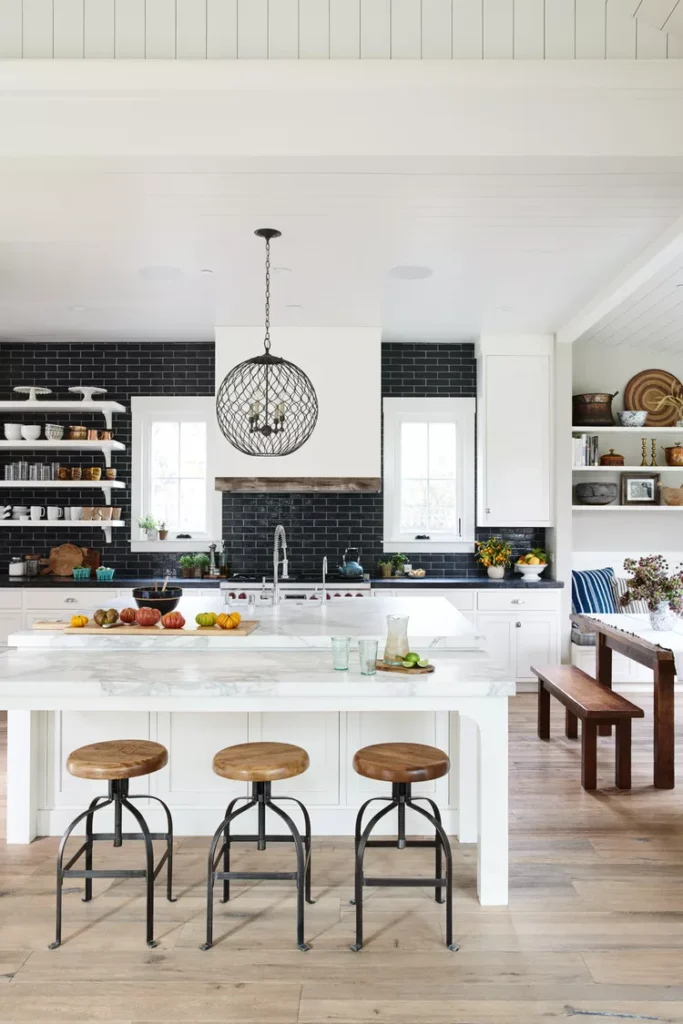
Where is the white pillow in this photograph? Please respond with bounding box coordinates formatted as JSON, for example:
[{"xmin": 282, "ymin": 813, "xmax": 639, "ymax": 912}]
[{"xmin": 610, "ymin": 576, "xmax": 649, "ymax": 615}]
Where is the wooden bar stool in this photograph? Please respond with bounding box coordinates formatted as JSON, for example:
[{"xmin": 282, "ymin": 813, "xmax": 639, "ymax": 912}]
[
  {"xmin": 201, "ymin": 741, "xmax": 314, "ymax": 952},
  {"xmin": 49, "ymin": 740, "xmax": 175, "ymax": 950},
  {"xmin": 351, "ymin": 742, "xmax": 458, "ymax": 952}
]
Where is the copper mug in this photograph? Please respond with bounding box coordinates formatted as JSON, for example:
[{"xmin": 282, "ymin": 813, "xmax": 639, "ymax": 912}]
[
  {"xmin": 111, "ymin": 507, "xmax": 121, "ymax": 520},
  {"xmin": 87, "ymin": 429, "xmax": 99, "ymax": 441},
  {"xmin": 98, "ymin": 507, "xmax": 112, "ymax": 521},
  {"xmin": 81, "ymin": 506, "xmax": 95, "ymax": 521},
  {"xmin": 100, "ymin": 430, "xmax": 113, "ymax": 440}
]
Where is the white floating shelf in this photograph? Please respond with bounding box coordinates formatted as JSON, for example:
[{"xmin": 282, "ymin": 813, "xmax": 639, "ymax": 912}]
[
  {"xmin": 0, "ymin": 400, "xmax": 125, "ymax": 428},
  {"xmin": 0, "ymin": 519, "xmax": 124, "ymax": 542},
  {"xmin": 572, "ymin": 505, "xmax": 683, "ymax": 511},
  {"xmin": 0, "ymin": 480, "xmax": 124, "ymax": 489},
  {"xmin": 571, "ymin": 426, "xmax": 683, "ymax": 434},
  {"xmin": 0, "ymin": 440, "xmax": 124, "ymax": 452},
  {"xmin": 573, "ymin": 466, "xmax": 683, "ymax": 472}
]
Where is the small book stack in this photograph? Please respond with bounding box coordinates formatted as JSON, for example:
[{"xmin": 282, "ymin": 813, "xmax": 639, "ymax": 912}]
[{"xmin": 572, "ymin": 434, "xmax": 600, "ymax": 467}]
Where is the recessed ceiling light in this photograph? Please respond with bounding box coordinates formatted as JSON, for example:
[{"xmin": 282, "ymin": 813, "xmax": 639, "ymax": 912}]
[
  {"xmin": 389, "ymin": 265, "xmax": 432, "ymax": 280},
  {"xmin": 273, "ymin": 266, "xmax": 292, "ymax": 273},
  {"xmin": 200, "ymin": 268, "xmax": 213, "ymax": 276},
  {"xmin": 286, "ymin": 304, "xmax": 301, "ymax": 309},
  {"xmin": 138, "ymin": 266, "xmax": 184, "ymax": 281},
  {"xmin": 69, "ymin": 305, "xmax": 87, "ymax": 312}
]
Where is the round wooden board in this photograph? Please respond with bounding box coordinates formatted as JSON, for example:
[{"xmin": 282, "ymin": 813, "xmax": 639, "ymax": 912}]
[
  {"xmin": 48, "ymin": 543, "xmax": 84, "ymax": 576},
  {"xmin": 375, "ymin": 661, "xmax": 435, "ymax": 674},
  {"xmin": 624, "ymin": 369, "xmax": 683, "ymax": 426}
]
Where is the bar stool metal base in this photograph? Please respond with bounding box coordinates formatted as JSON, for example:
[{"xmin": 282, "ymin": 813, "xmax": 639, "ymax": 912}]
[
  {"xmin": 200, "ymin": 780, "xmax": 314, "ymax": 952},
  {"xmin": 48, "ymin": 778, "xmax": 175, "ymax": 950},
  {"xmin": 350, "ymin": 782, "xmax": 459, "ymax": 952}
]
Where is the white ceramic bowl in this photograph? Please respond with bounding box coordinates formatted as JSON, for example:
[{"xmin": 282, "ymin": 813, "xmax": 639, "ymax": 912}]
[
  {"xmin": 515, "ymin": 562, "xmax": 547, "ymax": 582},
  {"xmin": 3, "ymin": 423, "xmax": 22, "ymax": 440},
  {"xmin": 20, "ymin": 424, "xmax": 41, "ymax": 441},
  {"xmin": 45, "ymin": 423, "xmax": 64, "ymax": 440},
  {"xmin": 619, "ymin": 410, "xmax": 648, "ymax": 427}
]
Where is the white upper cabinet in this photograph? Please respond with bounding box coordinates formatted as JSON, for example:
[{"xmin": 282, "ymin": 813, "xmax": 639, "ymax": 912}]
[{"xmin": 476, "ymin": 335, "xmax": 553, "ymax": 527}]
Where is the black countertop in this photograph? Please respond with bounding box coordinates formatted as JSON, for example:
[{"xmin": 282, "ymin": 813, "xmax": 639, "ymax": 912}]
[{"xmin": 0, "ymin": 574, "xmax": 563, "ymax": 589}]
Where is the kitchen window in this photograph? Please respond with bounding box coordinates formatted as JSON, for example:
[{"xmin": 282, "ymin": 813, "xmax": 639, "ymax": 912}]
[
  {"xmin": 383, "ymin": 397, "xmax": 475, "ymax": 553},
  {"xmin": 131, "ymin": 397, "xmax": 221, "ymax": 552}
]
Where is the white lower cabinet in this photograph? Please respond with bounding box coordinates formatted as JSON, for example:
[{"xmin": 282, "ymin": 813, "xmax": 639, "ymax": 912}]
[{"xmin": 0, "ymin": 611, "xmax": 23, "ymax": 646}]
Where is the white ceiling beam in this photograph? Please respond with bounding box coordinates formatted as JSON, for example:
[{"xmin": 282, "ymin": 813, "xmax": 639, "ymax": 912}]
[{"xmin": 556, "ymin": 213, "xmax": 683, "ymax": 345}]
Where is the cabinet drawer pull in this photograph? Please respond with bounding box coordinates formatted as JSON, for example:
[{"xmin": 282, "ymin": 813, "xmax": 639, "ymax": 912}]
[
  {"xmin": 65, "ymin": 598, "xmax": 77, "ymax": 603},
  {"xmin": 511, "ymin": 599, "xmax": 524, "ymax": 605},
  {"xmin": 515, "ymin": 621, "xmax": 522, "ymax": 628}
]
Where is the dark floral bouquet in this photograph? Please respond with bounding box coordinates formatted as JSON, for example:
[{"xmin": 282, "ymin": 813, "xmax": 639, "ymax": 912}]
[{"xmin": 621, "ymin": 555, "xmax": 683, "ymax": 613}]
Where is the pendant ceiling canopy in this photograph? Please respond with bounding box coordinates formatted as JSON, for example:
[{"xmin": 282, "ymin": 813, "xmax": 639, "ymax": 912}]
[{"xmin": 216, "ymin": 228, "xmax": 319, "ymax": 458}]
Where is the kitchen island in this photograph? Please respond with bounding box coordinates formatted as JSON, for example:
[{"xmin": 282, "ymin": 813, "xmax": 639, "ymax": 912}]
[{"xmin": 1, "ymin": 597, "xmax": 512, "ymax": 904}]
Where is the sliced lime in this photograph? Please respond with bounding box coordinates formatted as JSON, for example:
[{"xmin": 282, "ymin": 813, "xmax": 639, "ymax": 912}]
[
  {"xmin": 418, "ymin": 659, "xmax": 430, "ymax": 668},
  {"xmin": 401, "ymin": 659, "xmax": 415, "ymax": 669}
]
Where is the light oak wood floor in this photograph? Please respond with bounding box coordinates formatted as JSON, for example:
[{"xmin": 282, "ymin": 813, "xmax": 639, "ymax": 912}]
[{"xmin": 2, "ymin": 698, "xmax": 683, "ymax": 1022}]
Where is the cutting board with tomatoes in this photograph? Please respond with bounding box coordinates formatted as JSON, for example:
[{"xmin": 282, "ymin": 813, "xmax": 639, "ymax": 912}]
[{"xmin": 33, "ymin": 621, "xmax": 260, "ymax": 636}]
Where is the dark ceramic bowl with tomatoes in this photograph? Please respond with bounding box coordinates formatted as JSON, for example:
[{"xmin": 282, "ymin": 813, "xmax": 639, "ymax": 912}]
[{"xmin": 133, "ymin": 586, "xmax": 183, "ymax": 614}]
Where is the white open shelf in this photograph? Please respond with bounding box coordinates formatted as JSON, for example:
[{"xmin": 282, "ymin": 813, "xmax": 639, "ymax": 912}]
[
  {"xmin": 572, "ymin": 426, "xmax": 683, "ymax": 434},
  {"xmin": 0, "ymin": 440, "xmax": 125, "ymax": 461},
  {"xmin": 0, "ymin": 480, "xmax": 123, "ymax": 489},
  {"xmin": 572, "ymin": 505, "xmax": 683, "ymax": 511},
  {"xmin": 0, "ymin": 519, "xmax": 124, "ymax": 541},
  {"xmin": 573, "ymin": 465, "xmax": 683, "ymax": 472},
  {"xmin": 0, "ymin": 400, "xmax": 125, "ymax": 429}
]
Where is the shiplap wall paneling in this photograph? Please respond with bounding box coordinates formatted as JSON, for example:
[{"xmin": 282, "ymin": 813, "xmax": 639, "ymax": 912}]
[
  {"xmin": 330, "ymin": 0, "xmax": 360, "ymax": 56},
  {"xmin": 453, "ymin": 0, "xmax": 483, "ymax": 57},
  {"xmin": 238, "ymin": 0, "xmax": 267, "ymax": 57},
  {"xmin": 361, "ymin": 0, "xmax": 391, "ymax": 57},
  {"xmin": 177, "ymin": 0, "xmax": 207, "ymax": 58},
  {"xmin": 575, "ymin": 0, "xmax": 605, "ymax": 58},
  {"xmin": 391, "ymin": 0, "xmax": 421, "ymax": 57},
  {"xmin": 606, "ymin": 0, "xmax": 637, "ymax": 56},
  {"xmin": 513, "ymin": 0, "xmax": 544, "ymax": 58},
  {"xmin": 84, "ymin": 0, "xmax": 115, "ymax": 57},
  {"xmin": 23, "ymin": 0, "xmax": 53, "ymax": 56},
  {"xmin": 483, "ymin": 0, "xmax": 513, "ymax": 58},
  {"xmin": 544, "ymin": 0, "xmax": 575, "ymax": 58},
  {"xmin": 54, "ymin": 0, "xmax": 84, "ymax": 57},
  {"xmin": 145, "ymin": 0, "xmax": 177, "ymax": 57},
  {"xmin": 0, "ymin": 0, "xmax": 23, "ymax": 57},
  {"xmin": 421, "ymin": 0, "xmax": 452, "ymax": 57},
  {"xmin": 636, "ymin": 18, "xmax": 668, "ymax": 56},
  {"xmin": 299, "ymin": 0, "xmax": 329, "ymax": 57},
  {"xmin": 115, "ymin": 0, "xmax": 145, "ymax": 56},
  {"xmin": 269, "ymin": 0, "xmax": 299, "ymax": 58},
  {"xmin": 206, "ymin": 0, "xmax": 237, "ymax": 57}
]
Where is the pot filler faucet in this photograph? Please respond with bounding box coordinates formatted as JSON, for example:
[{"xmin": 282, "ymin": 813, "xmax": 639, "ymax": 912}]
[{"xmin": 273, "ymin": 524, "xmax": 289, "ymax": 605}]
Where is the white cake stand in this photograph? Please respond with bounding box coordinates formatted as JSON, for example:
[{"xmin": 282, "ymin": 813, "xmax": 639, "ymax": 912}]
[
  {"xmin": 13, "ymin": 386, "xmax": 52, "ymax": 401},
  {"xmin": 68, "ymin": 386, "xmax": 108, "ymax": 402}
]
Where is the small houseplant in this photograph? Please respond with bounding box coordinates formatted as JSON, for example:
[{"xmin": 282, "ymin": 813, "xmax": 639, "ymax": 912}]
[
  {"xmin": 195, "ymin": 553, "xmax": 210, "ymax": 578},
  {"xmin": 391, "ymin": 553, "xmax": 408, "ymax": 577},
  {"xmin": 179, "ymin": 554, "xmax": 198, "ymax": 579},
  {"xmin": 476, "ymin": 537, "xmax": 512, "ymax": 580},
  {"xmin": 138, "ymin": 514, "xmax": 160, "ymax": 541},
  {"xmin": 378, "ymin": 559, "xmax": 393, "ymax": 579},
  {"xmin": 621, "ymin": 555, "xmax": 683, "ymax": 630},
  {"xmin": 158, "ymin": 521, "xmax": 168, "ymax": 541}
]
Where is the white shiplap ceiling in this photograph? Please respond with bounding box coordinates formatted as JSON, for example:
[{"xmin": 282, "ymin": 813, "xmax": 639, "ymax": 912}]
[
  {"xmin": 1, "ymin": 161, "xmax": 683, "ymax": 342},
  {"xmin": 0, "ymin": 0, "xmax": 680, "ymax": 61}
]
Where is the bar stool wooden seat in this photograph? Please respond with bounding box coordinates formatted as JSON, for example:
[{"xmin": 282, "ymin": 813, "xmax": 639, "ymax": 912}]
[
  {"xmin": 49, "ymin": 740, "xmax": 175, "ymax": 951},
  {"xmin": 351, "ymin": 742, "xmax": 457, "ymax": 952},
  {"xmin": 201, "ymin": 742, "xmax": 314, "ymax": 952}
]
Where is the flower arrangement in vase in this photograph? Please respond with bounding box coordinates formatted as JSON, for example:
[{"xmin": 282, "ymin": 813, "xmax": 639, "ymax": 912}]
[
  {"xmin": 476, "ymin": 537, "xmax": 512, "ymax": 580},
  {"xmin": 621, "ymin": 555, "xmax": 683, "ymax": 630}
]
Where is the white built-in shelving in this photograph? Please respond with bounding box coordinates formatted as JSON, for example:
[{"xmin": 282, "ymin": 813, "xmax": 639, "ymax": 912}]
[
  {"xmin": 0, "ymin": 400, "xmax": 125, "ymax": 429},
  {"xmin": 571, "ymin": 426, "xmax": 683, "ymax": 435},
  {"xmin": 572, "ymin": 505, "xmax": 683, "ymax": 512},
  {"xmin": 573, "ymin": 466, "xmax": 683, "ymax": 473}
]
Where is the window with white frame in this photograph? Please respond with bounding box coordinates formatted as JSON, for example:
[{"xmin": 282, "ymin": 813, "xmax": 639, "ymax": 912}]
[
  {"xmin": 383, "ymin": 397, "xmax": 475, "ymax": 553},
  {"xmin": 131, "ymin": 397, "xmax": 220, "ymax": 550}
]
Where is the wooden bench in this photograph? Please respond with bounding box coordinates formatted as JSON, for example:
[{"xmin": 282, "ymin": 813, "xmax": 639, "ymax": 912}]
[{"xmin": 531, "ymin": 665, "xmax": 644, "ymax": 791}]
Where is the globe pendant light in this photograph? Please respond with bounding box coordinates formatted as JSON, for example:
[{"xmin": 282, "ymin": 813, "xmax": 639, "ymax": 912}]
[{"xmin": 216, "ymin": 228, "xmax": 319, "ymax": 457}]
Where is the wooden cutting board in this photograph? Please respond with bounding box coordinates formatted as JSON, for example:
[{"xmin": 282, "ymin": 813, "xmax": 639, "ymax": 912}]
[
  {"xmin": 33, "ymin": 620, "xmax": 260, "ymax": 637},
  {"xmin": 375, "ymin": 661, "xmax": 434, "ymax": 675},
  {"xmin": 47, "ymin": 544, "xmax": 84, "ymax": 576}
]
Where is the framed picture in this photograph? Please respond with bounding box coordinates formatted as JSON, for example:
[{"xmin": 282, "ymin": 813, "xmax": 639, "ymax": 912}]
[{"xmin": 620, "ymin": 472, "xmax": 660, "ymax": 506}]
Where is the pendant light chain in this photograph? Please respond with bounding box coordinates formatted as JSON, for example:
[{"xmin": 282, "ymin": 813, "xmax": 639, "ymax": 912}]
[{"xmin": 263, "ymin": 236, "xmax": 271, "ymax": 353}]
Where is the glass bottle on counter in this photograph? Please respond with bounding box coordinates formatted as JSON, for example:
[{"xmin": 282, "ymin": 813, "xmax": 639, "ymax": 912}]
[
  {"xmin": 219, "ymin": 542, "xmax": 232, "ymax": 578},
  {"xmin": 383, "ymin": 614, "xmax": 410, "ymax": 666}
]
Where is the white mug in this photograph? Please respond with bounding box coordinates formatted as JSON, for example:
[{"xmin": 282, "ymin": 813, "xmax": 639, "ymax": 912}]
[
  {"xmin": 70, "ymin": 507, "xmax": 82, "ymax": 521},
  {"xmin": 46, "ymin": 506, "xmax": 63, "ymax": 520},
  {"xmin": 30, "ymin": 506, "xmax": 45, "ymax": 520}
]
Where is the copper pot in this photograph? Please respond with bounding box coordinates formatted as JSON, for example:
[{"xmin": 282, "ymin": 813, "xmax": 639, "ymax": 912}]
[
  {"xmin": 662, "ymin": 443, "xmax": 683, "ymax": 467},
  {"xmin": 572, "ymin": 392, "xmax": 618, "ymax": 427},
  {"xmin": 599, "ymin": 449, "xmax": 624, "ymax": 467}
]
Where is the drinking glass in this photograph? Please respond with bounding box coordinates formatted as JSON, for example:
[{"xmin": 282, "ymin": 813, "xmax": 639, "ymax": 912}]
[
  {"xmin": 331, "ymin": 636, "xmax": 351, "ymax": 671},
  {"xmin": 358, "ymin": 639, "xmax": 378, "ymax": 676}
]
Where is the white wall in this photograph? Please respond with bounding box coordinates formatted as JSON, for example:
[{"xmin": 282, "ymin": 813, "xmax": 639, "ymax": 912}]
[{"xmin": 213, "ymin": 325, "xmax": 381, "ymax": 479}]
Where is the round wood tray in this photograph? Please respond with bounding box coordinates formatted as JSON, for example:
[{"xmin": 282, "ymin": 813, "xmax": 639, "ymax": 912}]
[
  {"xmin": 624, "ymin": 369, "xmax": 683, "ymax": 427},
  {"xmin": 375, "ymin": 661, "xmax": 434, "ymax": 675}
]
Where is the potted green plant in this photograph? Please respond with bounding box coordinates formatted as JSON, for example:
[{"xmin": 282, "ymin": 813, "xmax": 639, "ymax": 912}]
[
  {"xmin": 391, "ymin": 553, "xmax": 408, "ymax": 577},
  {"xmin": 378, "ymin": 559, "xmax": 393, "ymax": 579},
  {"xmin": 179, "ymin": 554, "xmax": 198, "ymax": 579},
  {"xmin": 622, "ymin": 555, "xmax": 683, "ymax": 630},
  {"xmin": 195, "ymin": 553, "xmax": 210, "ymax": 578},
  {"xmin": 158, "ymin": 521, "xmax": 168, "ymax": 541},
  {"xmin": 138, "ymin": 514, "xmax": 160, "ymax": 542},
  {"xmin": 476, "ymin": 537, "xmax": 512, "ymax": 579}
]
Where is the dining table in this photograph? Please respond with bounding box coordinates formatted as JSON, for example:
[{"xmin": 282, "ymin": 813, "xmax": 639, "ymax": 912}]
[{"xmin": 572, "ymin": 613, "xmax": 678, "ymax": 789}]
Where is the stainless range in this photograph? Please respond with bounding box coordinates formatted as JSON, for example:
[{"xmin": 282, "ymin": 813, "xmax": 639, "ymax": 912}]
[{"xmin": 220, "ymin": 575, "xmax": 371, "ymax": 605}]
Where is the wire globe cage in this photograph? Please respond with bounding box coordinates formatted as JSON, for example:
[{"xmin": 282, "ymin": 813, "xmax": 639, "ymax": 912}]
[{"xmin": 216, "ymin": 351, "xmax": 319, "ymax": 457}]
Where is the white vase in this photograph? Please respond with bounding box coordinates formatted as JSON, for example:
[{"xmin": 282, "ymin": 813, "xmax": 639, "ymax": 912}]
[
  {"xmin": 650, "ymin": 601, "xmax": 676, "ymax": 631},
  {"xmin": 145, "ymin": 529, "xmax": 159, "ymax": 542},
  {"xmin": 487, "ymin": 565, "xmax": 505, "ymax": 579}
]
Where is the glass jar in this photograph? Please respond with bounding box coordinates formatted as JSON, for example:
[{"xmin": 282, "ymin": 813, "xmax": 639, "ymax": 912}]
[{"xmin": 383, "ymin": 615, "xmax": 409, "ymax": 666}]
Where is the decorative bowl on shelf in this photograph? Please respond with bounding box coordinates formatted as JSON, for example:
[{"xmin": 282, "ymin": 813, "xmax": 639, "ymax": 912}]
[
  {"xmin": 574, "ymin": 481, "xmax": 619, "ymax": 505},
  {"xmin": 68, "ymin": 386, "xmax": 107, "ymax": 402},
  {"xmin": 515, "ymin": 563, "xmax": 547, "ymax": 582},
  {"xmin": 72, "ymin": 567, "xmax": 92, "ymax": 580},
  {"xmin": 133, "ymin": 585, "xmax": 183, "ymax": 613},
  {"xmin": 619, "ymin": 411, "xmax": 648, "ymax": 427},
  {"xmin": 45, "ymin": 423, "xmax": 64, "ymax": 440}
]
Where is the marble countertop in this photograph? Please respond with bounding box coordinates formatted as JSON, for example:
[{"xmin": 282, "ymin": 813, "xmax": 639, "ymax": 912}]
[
  {"xmin": 371, "ymin": 575, "xmax": 563, "ymax": 588},
  {"xmin": 10, "ymin": 596, "xmax": 482, "ymax": 651},
  {"xmin": 0, "ymin": 574, "xmax": 563, "ymax": 589},
  {"xmin": 0, "ymin": 647, "xmax": 513, "ymax": 712}
]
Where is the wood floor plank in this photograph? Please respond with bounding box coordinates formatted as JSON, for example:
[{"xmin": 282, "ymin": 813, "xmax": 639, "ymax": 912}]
[{"xmin": 584, "ymin": 949, "xmax": 683, "ymax": 986}]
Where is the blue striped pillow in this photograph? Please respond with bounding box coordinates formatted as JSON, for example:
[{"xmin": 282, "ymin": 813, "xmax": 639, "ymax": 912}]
[{"xmin": 572, "ymin": 568, "xmax": 618, "ymax": 615}]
